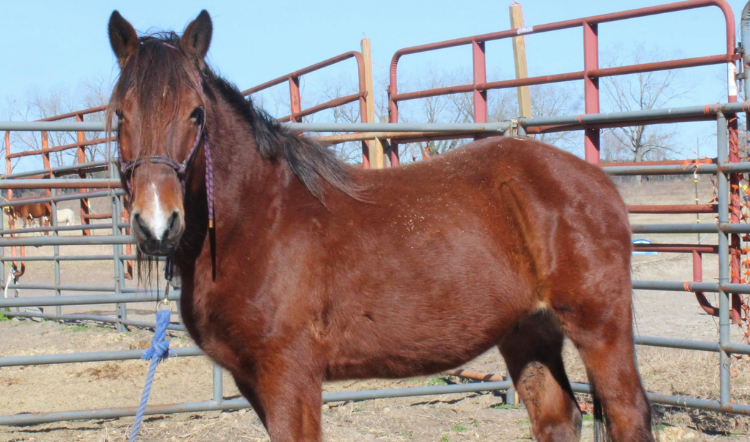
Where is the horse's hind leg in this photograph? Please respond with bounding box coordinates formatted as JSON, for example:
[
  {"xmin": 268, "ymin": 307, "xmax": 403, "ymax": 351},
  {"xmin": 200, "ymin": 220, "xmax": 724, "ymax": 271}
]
[
  {"xmin": 551, "ymin": 284, "xmax": 653, "ymax": 441},
  {"xmin": 499, "ymin": 311, "xmax": 582, "ymax": 441}
]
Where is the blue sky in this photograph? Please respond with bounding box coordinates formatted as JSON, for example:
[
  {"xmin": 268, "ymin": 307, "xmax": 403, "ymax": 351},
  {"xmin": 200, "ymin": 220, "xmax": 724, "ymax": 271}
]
[{"xmin": 1, "ymin": 0, "xmax": 748, "ymax": 158}]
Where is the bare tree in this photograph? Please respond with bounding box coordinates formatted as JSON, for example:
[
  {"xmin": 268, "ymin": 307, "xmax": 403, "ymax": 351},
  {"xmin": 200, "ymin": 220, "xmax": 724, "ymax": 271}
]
[
  {"xmin": 529, "ymin": 83, "xmax": 579, "ymax": 148},
  {"xmin": 318, "ymin": 79, "xmax": 365, "ymax": 164},
  {"xmin": 600, "ymin": 51, "xmax": 690, "ymax": 168},
  {"xmin": 393, "ymin": 69, "xmax": 478, "ymax": 161},
  {"xmin": 4, "ymin": 77, "xmax": 110, "ymax": 172},
  {"xmin": 397, "ymin": 69, "xmax": 577, "ymax": 161}
]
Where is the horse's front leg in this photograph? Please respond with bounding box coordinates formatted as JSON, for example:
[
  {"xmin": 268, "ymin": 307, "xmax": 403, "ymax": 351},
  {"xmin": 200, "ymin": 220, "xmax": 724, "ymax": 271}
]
[{"xmin": 233, "ymin": 366, "xmax": 324, "ymax": 442}]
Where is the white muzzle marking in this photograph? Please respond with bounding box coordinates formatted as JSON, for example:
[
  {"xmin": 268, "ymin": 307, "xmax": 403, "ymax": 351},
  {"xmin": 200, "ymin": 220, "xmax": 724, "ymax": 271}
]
[{"xmin": 148, "ymin": 182, "xmax": 170, "ymax": 239}]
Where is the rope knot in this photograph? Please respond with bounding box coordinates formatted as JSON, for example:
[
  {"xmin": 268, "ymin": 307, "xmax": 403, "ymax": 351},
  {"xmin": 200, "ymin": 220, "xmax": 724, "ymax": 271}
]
[
  {"xmin": 140, "ymin": 309, "xmax": 173, "ymax": 363},
  {"xmin": 142, "ymin": 340, "xmax": 171, "ymax": 361}
]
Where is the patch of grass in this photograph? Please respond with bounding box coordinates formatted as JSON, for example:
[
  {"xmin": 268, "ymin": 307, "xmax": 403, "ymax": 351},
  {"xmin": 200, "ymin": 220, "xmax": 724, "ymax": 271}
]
[
  {"xmin": 451, "ymin": 424, "xmax": 468, "ymax": 432},
  {"xmin": 69, "ymin": 324, "xmax": 92, "ymax": 332},
  {"xmin": 0, "ymin": 309, "xmax": 9, "ymax": 321},
  {"xmin": 491, "ymin": 403, "xmax": 521, "ymax": 410},
  {"xmin": 439, "ymin": 435, "xmax": 451, "ymax": 442},
  {"xmin": 426, "ymin": 377, "xmax": 448, "ymax": 386},
  {"xmin": 582, "ymin": 414, "xmax": 594, "ymax": 422}
]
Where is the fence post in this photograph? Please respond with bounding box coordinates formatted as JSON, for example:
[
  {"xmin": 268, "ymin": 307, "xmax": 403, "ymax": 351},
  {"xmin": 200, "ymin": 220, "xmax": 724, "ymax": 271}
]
[
  {"xmin": 288, "ymin": 77, "xmax": 302, "ymax": 123},
  {"xmin": 509, "ymin": 2, "xmax": 533, "ymax": 120},
  {"xmin": 4, "ymin": 131, "xmax": 19, "ymax": 277},
  {"xmin": 361, "ymin": 38, "xmax": 384, "ymax": 169},
  {"xmin": 76, "ymin": 114, "xmax": 91, "ymax": 236},
  {"xmin": 51, "ymin": 188, "xmax": 61, "ymax": 316},
  {"xmin": 583, "ymin": 22, "xmax": 600, "ymax": 164},
  {"xmin": 41, "ymin": 131, "xmax": 52, "ymax": 230},
  {"xmin": 387, "ymin": 72, "xmax": 400, "ymax": 166},
  {"xmin": 213, "ymin": 363, "xmax": 223, "ymax": 403},
  {"xmin": 471, "ymin": 40, "xmax": 487, "ymax": 125},
  {"xmin": 111, "ymin": 162, "xmax": 128, "ymax": 333}
]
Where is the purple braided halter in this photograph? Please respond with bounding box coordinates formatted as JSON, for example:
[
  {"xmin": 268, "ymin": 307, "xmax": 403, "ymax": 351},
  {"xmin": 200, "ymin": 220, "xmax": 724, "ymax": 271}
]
[{"xmin": 117, "ymin": 115, "xmax": 215, "ymax": 229}]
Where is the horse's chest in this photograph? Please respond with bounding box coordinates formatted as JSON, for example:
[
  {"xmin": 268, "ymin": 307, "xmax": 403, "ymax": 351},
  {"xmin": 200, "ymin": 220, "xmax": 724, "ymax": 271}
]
[{"xmin": 181, "ymin": 297, "xmax": 239, "ymax": 370}]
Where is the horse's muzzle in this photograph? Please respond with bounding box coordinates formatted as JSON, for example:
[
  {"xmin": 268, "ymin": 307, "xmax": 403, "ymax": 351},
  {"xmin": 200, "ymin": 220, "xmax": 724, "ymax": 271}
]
[{"xmin": 131, "ymin": 210, "xmax": 183, "ymax": 256}]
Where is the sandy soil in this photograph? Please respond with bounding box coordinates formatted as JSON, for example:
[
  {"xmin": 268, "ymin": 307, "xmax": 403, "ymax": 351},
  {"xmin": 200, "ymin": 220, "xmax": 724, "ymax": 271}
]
[{"xmin": 1, "ymin": 178, "xmax": 750, "ymax": 441}]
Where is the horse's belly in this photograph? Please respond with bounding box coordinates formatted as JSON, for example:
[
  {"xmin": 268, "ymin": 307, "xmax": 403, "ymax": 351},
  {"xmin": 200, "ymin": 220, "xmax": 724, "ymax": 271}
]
[{"xmin": 324, "ymin": 330, "xmax": 499, "ymax": 381}]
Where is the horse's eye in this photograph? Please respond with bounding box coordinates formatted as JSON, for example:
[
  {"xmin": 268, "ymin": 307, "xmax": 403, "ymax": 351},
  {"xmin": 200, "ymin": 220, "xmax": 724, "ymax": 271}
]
[
  {"xmin": 115, "ymin": 109, "xmax": 124, "ymax": 120},
  {"xmin": 189, "ymin": 107, "xmax": 204, "ymax": 125}
]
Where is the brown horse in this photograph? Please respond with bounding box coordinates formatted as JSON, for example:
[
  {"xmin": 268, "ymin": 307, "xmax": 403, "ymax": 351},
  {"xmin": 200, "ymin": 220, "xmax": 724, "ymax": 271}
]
[
  {"xmin": 5, "ymin": 202, "xmax": 51, "ymax": 230},
  {"xmin": 107, "ymin": 11, "xmax": 653, "ymax": 441}
]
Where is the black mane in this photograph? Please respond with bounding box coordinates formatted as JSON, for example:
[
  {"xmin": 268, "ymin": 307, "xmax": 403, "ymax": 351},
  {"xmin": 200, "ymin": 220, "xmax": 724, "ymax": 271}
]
[{"xmin": 204, "ymin": 70, "xmax": 361, "ymax": 203}]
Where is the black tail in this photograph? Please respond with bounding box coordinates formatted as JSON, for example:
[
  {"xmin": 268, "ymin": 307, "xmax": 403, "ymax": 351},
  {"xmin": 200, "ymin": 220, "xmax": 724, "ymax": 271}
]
[{"xmin": 593, "ymin": 393, "xmax": 609, "ymax": 442}]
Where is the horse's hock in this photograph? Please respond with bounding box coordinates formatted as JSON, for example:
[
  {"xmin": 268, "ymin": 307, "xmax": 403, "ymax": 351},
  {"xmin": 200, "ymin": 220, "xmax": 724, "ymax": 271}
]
[{"xmin": 1, "ymin": 0, "xmax": 750, "ymax": 439}]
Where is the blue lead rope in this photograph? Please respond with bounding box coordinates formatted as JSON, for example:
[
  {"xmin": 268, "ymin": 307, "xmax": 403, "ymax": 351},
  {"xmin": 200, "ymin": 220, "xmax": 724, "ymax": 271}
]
[{"xmin": 129, "ymin": 308, "xmax": 173, "ymax": 442}]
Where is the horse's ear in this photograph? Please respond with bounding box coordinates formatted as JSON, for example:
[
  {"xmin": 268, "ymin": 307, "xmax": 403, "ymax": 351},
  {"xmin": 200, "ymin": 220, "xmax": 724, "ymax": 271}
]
[
  {"xmin": 181, "ymin": 10, "xmax": 212, "ymax": 68},
  {"xmin": 108, "ymin": 11, "xmax": 139, "ymax": 69}
]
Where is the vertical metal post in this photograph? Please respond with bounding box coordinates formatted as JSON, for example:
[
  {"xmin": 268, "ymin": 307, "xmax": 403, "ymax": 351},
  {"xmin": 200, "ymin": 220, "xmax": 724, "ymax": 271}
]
[
  {"xmin": 288, "ymin": 77, "xmax": 302, "ymax": 123},
  {"xmin": 388, "ymin": 79, "xmax": 400, "ymax": 166},
  {"xmin": 692, "ymin": 251, "xmax": 702, "ymax": 285},
  {"xmin": 4, "ymin": 131, "xmax": 18, "ymax": 275},
  {"xmin": 111, "ymin": 163, "xmax": 127, "ymax": 333},
  {"xmin": 76, "ymin": 114, "xmax": 91, "ymax": 236},
  {"xmin": 51, "ymin": 189, "xmax": 61, "ymax": 316},
  {"xmin": 0, "ymin": 207, "xmax": 4, "ymax": 298},
  {"xmin": 213, "ymin": 363, "xmax": 223, "ymax": 403},
  {"xmin": 728, "ymin": 111, "xmax": 743, "ymax": 324},
  {"xmin": 472, "ymin": 40, "xmax": 487, "ymax": 124},
  {"xmin": 583, "ymin": 22, "xmax": 600, "ymax": 164},
  {"xmin": 1, "ymin": 132, "xmax": 6, "ymax": 295},
  {"xmin": 41, "ymin": 131, "xmax": 51, "ymax": 202},
  {"xmin": 717, "ymin": 112, "xmax": 731, "ymax": 406},
  {"xmin": 505, "ymin": 373, "xmax": 517, "ymax": 406},
  {"xmin": 4, "ymin": 131, "xmax": 11, "ymax": 197},
  {"xmin": 695, "ymin": 139, "xmax": 701, "ymax": 243}
]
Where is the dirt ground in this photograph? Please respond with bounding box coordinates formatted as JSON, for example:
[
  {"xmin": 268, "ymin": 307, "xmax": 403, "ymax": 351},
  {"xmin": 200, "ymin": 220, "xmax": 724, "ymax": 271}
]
[{"xmin": 1, "ymin": 178, "xmax": 750, "ymax": 441}]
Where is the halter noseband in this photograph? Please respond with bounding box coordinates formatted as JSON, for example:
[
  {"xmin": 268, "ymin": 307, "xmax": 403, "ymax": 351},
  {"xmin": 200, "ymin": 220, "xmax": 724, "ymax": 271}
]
[{"xmin": 117, "ymin": 115, "xmax": 215, "ymax": 229}]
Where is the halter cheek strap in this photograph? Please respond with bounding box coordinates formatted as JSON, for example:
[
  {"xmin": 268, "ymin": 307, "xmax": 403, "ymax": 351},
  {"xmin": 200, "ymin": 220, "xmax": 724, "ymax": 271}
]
[{"xmin": 118, "ymin": 120, "xmax": 215, "ymax": 229}]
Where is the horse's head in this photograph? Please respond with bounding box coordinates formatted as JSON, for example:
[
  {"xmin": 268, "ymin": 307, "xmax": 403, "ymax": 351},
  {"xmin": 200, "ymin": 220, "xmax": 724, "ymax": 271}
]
[{"xmin": 108, "ymin": 10, "xmax": 213, "ymax": 256}]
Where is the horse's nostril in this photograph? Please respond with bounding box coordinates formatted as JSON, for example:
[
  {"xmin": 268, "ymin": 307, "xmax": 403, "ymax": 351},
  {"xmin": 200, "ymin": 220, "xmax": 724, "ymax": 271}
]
[
  {"xmin": 165, "ymin": 211, "xmax": 181, "ymax": 240},
  {"xmin": 132, "ymin": 212, "xmax": 152, "ymax": 240}
]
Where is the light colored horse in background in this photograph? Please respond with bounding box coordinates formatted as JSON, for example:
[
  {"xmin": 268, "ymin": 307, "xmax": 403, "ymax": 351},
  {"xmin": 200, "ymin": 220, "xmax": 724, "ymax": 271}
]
[{"xmin": 56, "ymin": 208, "xmax": 75, "ymax": 226}]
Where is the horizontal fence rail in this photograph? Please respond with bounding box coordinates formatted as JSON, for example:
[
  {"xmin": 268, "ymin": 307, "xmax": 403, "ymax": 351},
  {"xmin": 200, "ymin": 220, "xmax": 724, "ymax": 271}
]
[{"xmin": 0, "ymin": 121, "xmax": 511, "ymax": 133}]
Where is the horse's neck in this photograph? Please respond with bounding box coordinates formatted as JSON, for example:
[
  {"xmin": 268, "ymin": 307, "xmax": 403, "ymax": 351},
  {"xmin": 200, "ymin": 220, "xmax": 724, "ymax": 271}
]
[{"xmin": 177, "ymin": 93, "xmax": 296, "ymax": 280}]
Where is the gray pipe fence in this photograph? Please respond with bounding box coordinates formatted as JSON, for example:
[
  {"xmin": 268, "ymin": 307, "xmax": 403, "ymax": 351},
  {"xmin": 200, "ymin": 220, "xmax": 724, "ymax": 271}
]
[{"xmin": 2, "ymin": 99, "xmax": 750, "ymax": 427}]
